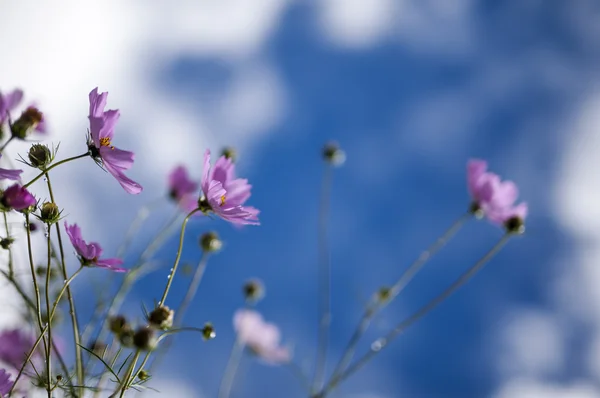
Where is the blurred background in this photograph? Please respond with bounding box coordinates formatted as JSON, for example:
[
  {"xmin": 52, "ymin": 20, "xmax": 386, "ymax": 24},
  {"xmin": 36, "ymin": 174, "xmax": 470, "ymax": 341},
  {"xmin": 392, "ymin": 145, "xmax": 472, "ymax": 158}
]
[{"xmin": 1, "ymin": 1, "xmax": 599, "ymax": 397}]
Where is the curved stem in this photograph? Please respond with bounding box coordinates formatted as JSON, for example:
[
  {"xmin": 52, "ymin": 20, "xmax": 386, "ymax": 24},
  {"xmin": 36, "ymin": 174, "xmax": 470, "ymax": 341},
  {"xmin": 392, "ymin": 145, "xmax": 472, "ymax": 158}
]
[
  {"xmin": 0, "ymin": 135, "xmax": 14, "ymax": 153},
  {"xmin": 149, "ymin": 251, "xmax": 210, "ymax": 371},
  {"xmin": 23, "ymin": 152, "xmax": 89, "ymax": 188},
  {"xmin": 319, "ymin": 234, "xmax": 511, "ymax": 397},
  {"xmin": 158, "ymin": 208, "xmax": 201, "ymax": 306},
  {"xmin": 330, "ymin": 212, "xmax": 471, "ymax": 381}
]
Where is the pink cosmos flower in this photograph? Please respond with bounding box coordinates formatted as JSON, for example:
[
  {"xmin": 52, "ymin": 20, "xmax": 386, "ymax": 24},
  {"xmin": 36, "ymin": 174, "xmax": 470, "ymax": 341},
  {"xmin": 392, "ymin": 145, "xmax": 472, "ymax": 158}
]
[
  {"xmin": 467, "ymin": 159, "xmax": 528, "ymax": 224},
  {"xmin": 0, "ymin": 329, "xmax": 38, "ymax": 369},
  {"xmin": 0, "ymin": 369, "xmax": 13, "ymax": 396},
  {"xmin": 64, "ymin": 222, "xmax": 126, "ymax": 272},
  {"xmin": 233, "ymin": 309, "xmax": 290, "ymax": 364},
  {"xmin": 0, "ymin": 155, "xmax": 22, "ymax": 181},
  {"xmin": 167, "ymin": 165, "xmax": 198, "ymax": 212},
  {"xmin": 1, "ymin": 184, "xmax": 35, "ymax": 211},
  {"xmin": 0, "ymin": 89, "xmax": 23, "ymax": 124},
  {"xmin": 87, "ymin": 88, "xmax": 142, "ymax": 194},
  {"xmin": 200, "ymin": 150, "xmax": 259, "ymax": 225}
]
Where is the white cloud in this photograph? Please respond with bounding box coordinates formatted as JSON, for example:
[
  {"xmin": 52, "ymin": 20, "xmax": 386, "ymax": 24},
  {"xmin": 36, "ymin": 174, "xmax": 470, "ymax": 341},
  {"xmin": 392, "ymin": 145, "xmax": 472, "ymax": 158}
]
[
  {"xmin": 137, "ymin": 377, "xmax": 204, "ymax": 398},
  {"xmin": 317, "ymin": 0, "xmax": 475, "ymax": 53},
  {"xmin": 493, "ymin": 309, "xmax": 564, "ymax": 378},
  {"xmin": 491, "ymin": 378, "xmax": 600, "ymax": 398},
  {"xmin": 318, "ymin": 0, "xmax": 397, "ymax": 48}
]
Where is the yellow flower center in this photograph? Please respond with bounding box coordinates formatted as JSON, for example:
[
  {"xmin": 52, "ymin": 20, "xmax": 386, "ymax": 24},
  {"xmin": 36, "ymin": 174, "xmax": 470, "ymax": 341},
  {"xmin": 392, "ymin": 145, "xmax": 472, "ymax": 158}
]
[
  {"xmin": 99, "ymin": 137, "xmax": 114, "ymax": 149},
  {"xmin": 219, "ymin": 195, "xmax": 226, "ymax": 207}
]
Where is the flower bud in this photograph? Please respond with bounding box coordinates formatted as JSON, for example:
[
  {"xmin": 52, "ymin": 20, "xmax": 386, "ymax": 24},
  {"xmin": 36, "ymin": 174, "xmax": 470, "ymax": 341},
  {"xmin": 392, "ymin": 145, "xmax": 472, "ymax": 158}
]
[
  {"xmin": 200, "ymin": 231, "xmax": 222, "ymax": 252},
  {"xmin": 28, "ymin": 144, "xmax": 52, "ymax": 169},
  {"xmin": 89, "ymin": 340, "xmax": 107, "ymax": 356},
  {"xmin": 0, "ymin": 237, "xmax": 14, "ymax": 250},
  {"xmin": 108, "ymin": 315, "xmax": 129, "ymax": 335},
  {"xmin": 505, "ymin": 216, "xmax": 525, "ymax": 235},
  {"xmin": 469, "ymin": 202, "xmax": 484, "ymax": 219},
  {"xmin": 202, "ymin": 322, "xmax": 216, "ymax": 341},
  {"xmin": 137, "ymin": 370, "xmax": 150, "ymax": 381},
  {"xmin": 322, "ymin": 142, "xmax": 346, "ymax": 166},
  {"xmin": 376, "ymin": 286, "xmax": 392, "ymax": 303},
  {"xmin": 133, "ymin": 327, "xmax": 157, "ymax": 351},
  {"xmin": 221, "ymin": 147, "xmax": 237, "ymax": 162},
  {"xmin": 119, "ymin": 327, "xmax": 135, "ymax": 348},
  {"xmin": 148, "ymin": 305, "xmax": 174, "ymax": 330},
  {"xmin": 242, "ymin": 279, "xmax": 264, "ymax": 303},
  {"xmin": 11, "ymin": 107, "xmax": 43, "ymax": 139},
  {"xmin": 39, "ymin": 202, "xmax": 61, "ymax": 225}
]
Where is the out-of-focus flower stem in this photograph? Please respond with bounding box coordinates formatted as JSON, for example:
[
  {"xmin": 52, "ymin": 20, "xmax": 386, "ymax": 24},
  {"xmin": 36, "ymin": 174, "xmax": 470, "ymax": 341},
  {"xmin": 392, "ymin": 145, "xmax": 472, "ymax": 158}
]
[
  {"xmin": 318, "ymin": 233, "xmax": 512, "ymax": 397},
  {"xmin": 330, "ymin": 212, "xmax": 472, "ymax": 382},
  {"xmin": 312, "ymin": 163, "xmax": 333, "ymax": 394}
]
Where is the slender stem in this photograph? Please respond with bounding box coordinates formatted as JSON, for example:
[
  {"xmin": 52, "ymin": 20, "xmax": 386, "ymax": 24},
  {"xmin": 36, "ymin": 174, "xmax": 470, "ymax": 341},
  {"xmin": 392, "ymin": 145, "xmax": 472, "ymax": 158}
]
[
  {"xmin": 44, "ymin": 226, "xmax": 53, "ymax": 397},
  {"xmin": 24, "ymin": 213, "xmax": 49, "ymax": 365},
  {"xmin": 0, "ymin": 135, "xmax": 14, "ymax": 153},
  {"xmin": 9, "ymin": 324, "xmax": 48, "ymax": 396},
  {"xmin": 84, "ymin": 209, "xmax": 181, "ymax": 347},
  {"xmin": 158, "ymin": 209, "xmax": 201, "ymax": 306},
  {"xmin": 116, "ymin": 197, "xmax": 165, "ymax": 259},
  {"xmin": 312, "ymin": 164, "xmax": 333, "ymax": 393},
  {"xmin": 218, "ymin": 338, "xmax": 245, "ymax": 398},
  {"xmin": 112, "ymin": 350, "xmax": 141, "ymax": 398},
  {"xmin": 3, "ymin": 212, "xmax": 14, "ymax": 278},
  {"xmin": 319, "ymin": 234, "xmax": 512, "ymax": 397},
  {"xmin": 0, "ymin": 270, "xmax": 74, "ymax": 396},
  {"xmin": 330, "ymin": 212, "xmax": 471, "ymax": 381},
  {"xmin": 45, "ymin": 171, "xmax": 85, "ymax": 395},
  {"xmin": 23, "ymin": 152, "xmax": 89, "ymax": 188},
  {"xmin": 149, "ymin": 251, "xmax": 210, "ymax": 371}
]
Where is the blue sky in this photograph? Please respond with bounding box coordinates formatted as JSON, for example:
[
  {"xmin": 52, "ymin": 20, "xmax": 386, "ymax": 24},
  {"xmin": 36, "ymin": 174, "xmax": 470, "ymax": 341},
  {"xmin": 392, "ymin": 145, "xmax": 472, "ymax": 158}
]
[{"xmin": 2, "ymin": 1, "xmax": 600, "ymax": 398}]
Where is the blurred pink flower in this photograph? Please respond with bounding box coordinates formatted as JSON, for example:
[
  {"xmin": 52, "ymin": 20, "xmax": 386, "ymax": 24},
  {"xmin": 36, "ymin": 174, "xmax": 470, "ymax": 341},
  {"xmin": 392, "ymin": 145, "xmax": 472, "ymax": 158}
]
[
  {"xmin": 167, "ymin": 165, "xmax": 198, "ymax": 212},
  {"xmin": 467, "ymin": 159, "xmax": 528, "ymax": 224},
  {"xmin": 233, "ymin": 309, "xmax": 290, "ymax": 364}
]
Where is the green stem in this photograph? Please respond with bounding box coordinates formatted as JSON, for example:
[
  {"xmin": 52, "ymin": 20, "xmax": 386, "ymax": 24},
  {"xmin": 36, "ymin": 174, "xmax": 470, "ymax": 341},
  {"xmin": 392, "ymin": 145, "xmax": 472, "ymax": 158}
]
[
  {"xmin": 44, "ymin": 171, "xmax": 85, "ymax": 395},
  {"xmin": 329, "ymin": 212, "xmax": 471, "ymax": 382},
  {"xmin": 3, "ymin": 212, "xmax": 14, "ymax": 278},
  {"xmin": 0, "ymin": 135, "xmax": 14, "ymax": 153},
  {"xmin": 0, "ymin": 270, "xmax": 74, "ymax": 396},
  {"xmin": 115, "ymin": 350, "xmax": 141, "ymax": 398},
  {"xmin": 44, "ymin": 226, "xmax": 52, "ymax": 397},
  {"xmin": 24, "ymin": 152, "xmax": 89, "ymax": 188},
  {"xmin": 318, "ymin": 234, "xmax": 511, "ymax": 397},
  {"xmin": 158, "ymin": 209, "xmax": 201, "ymax": 306},
  {"xmin": 149, "ymin": 251, "xmax": 210, "ymax": 371}
]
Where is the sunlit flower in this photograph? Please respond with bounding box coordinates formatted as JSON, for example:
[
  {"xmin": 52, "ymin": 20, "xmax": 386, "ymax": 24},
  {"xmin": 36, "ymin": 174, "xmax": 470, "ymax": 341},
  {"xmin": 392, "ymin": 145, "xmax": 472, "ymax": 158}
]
[
  {"xmin": 64, "ymin": 222, "xmax": 126, "ymax": 272},
  {"xmin": 233, "ymin": 309, "xmax": 290, "ymax": 364},
  {"xmin": 167, "ymin": 165, "xmax": 198, "ymax": 212},
  {"xmin": 0, "ymin": 155, "xmax": 22, "ymax": 181},
  {"xmin": 87, "ymin": 87, "xmax": 142, "ymax": 194},
  {"xmin": 200, "ymin": 150, "xmax": 259, "ymax": 225},
  {"xmin": 0, "ymin": 184, "xmax": 35, "ymax": 211},
  {"xmin": 0, "ymin": 369, "xmax": 13, "ymax": 396},
  {"xmin": 467, "ymin": 159, "xmax": 528, "ymax": 224},
  {"xmin": 0, "ymin": 329, "xmax": 37, "ymax": 368}
]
